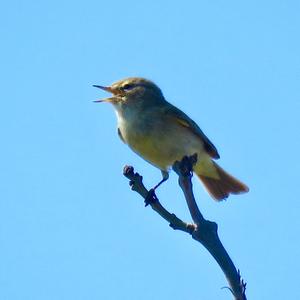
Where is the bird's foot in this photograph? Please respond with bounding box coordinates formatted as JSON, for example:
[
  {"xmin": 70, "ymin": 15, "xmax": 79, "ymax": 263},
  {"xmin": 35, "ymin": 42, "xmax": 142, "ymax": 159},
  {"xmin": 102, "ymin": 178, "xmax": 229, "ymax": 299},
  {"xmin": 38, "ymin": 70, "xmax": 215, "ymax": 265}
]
[{"xmin": 144, "ymin": 188, "xmax": 158, "ymax": 207}]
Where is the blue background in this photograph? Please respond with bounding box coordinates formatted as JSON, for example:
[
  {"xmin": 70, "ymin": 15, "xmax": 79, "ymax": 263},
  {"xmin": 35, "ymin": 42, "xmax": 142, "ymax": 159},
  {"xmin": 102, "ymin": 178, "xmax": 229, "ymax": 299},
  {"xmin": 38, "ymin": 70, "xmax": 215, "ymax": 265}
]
[{"xmin": 1, "ymin": 1, "xmax": 299, "ymax": 299}]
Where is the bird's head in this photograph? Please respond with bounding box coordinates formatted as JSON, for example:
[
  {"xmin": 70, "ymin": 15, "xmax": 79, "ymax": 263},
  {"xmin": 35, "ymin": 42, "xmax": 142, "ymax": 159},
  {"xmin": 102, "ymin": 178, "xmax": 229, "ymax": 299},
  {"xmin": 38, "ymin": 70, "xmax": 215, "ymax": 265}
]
[{"xmin": 93, "ymin": 77, "xmax": 164, "ymax": 107}]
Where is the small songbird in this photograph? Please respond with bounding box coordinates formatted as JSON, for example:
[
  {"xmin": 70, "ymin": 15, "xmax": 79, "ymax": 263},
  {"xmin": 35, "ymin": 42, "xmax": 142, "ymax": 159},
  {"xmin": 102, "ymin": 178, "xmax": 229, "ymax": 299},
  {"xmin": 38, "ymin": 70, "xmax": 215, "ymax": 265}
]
[{"xmin": 94, "ymin": 77, "xmax": 249, "ymax": 201}]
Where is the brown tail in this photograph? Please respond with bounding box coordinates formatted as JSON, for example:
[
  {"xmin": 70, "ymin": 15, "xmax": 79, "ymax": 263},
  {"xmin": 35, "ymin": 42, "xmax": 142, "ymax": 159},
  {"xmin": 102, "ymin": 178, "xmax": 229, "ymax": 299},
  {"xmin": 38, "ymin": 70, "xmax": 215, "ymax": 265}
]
[{"xmin": 197, "ymin": 162, "xmax": 249, "ymax": 201}]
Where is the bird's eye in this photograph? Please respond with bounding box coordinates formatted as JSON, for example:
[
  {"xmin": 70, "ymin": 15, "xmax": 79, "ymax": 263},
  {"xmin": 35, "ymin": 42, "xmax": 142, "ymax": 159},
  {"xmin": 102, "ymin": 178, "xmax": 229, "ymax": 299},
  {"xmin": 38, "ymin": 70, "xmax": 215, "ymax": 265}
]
[{"xmin": 122, "ymin": 83, "xmax": 135, "ymax": 91}]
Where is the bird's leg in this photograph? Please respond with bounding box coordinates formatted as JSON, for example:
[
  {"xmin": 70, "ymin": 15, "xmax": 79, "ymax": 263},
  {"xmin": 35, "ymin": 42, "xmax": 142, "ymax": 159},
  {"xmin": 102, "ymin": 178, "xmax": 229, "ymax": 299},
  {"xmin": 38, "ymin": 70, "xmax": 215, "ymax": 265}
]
[
  {"xmin": 153, "ymin": 171, "xmax": 169, "ymax": 190},
  {"xmin": 144, "ymin": 171, "xmax": 169, "ymax": 206}
]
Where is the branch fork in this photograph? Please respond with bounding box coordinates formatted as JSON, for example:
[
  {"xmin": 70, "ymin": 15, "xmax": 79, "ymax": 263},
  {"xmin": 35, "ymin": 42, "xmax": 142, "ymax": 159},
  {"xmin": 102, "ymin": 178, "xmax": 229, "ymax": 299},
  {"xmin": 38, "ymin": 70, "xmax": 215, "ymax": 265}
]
[{"xmin": 123, "ymin": 155, "xmax": 247, "ymax": 300}]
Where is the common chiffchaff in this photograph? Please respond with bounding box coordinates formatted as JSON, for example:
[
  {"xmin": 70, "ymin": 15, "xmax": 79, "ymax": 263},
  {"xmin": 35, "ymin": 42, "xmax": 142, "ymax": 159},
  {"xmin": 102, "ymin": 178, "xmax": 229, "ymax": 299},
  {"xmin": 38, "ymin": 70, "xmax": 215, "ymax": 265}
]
[{"xmin": 94, "ymin": 77, "xmax": 248, "ymax": 201}]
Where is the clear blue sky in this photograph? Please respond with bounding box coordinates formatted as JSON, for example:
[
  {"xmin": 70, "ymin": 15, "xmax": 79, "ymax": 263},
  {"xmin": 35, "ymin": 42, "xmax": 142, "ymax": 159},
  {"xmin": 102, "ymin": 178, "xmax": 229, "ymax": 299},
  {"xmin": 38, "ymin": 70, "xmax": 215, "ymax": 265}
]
[{"xmin": 1, "ymin": 1, "xmax": 299, "ymax": 299}]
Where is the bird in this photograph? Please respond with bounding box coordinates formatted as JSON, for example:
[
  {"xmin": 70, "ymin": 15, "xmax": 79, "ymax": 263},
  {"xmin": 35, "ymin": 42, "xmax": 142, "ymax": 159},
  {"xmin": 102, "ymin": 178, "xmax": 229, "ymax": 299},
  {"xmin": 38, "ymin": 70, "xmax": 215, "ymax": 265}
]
[{"xmin": 93, "ymin": 77, "xmax": 249, "ymax": 201}]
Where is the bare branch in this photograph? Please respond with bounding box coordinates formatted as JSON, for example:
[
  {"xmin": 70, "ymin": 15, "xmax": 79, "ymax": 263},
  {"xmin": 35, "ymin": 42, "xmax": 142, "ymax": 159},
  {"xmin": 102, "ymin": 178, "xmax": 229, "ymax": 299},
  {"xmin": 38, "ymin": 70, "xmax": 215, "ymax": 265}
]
[
  {"xmin": 123, "ymin": 165, "xmax": 196, "ymax": 234},
  {"xmin": 123, "ymin": 156, "xmax": 247, "ymax": 300}
]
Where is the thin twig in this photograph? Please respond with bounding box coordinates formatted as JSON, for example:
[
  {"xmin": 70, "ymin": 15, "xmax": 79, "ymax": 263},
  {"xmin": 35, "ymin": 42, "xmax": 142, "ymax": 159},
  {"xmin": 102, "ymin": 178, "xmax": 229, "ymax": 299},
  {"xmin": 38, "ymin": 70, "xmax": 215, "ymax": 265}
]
[
  {"xmin": 123, "ymin": 156, "xmax": 247, "ymax": 300},
  {"xmin": 123, "ymin": 166, "xmax": 196, "ymax": 234}
]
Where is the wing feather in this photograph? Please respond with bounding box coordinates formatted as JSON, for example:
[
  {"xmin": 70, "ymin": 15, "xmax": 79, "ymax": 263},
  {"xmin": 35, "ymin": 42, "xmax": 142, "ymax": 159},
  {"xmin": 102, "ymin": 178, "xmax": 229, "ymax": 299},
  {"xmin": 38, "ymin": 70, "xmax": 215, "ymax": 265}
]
[{"xmin": 163, "ymin": 103, "xmax": 220, "ymax": 159}]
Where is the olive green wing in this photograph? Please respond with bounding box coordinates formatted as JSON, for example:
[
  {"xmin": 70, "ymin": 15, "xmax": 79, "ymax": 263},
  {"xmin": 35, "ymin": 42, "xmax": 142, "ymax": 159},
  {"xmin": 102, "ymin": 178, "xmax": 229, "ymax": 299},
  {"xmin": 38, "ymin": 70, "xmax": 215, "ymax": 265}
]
[{"xmin": 162, "ymin": 103, "xmax": 220, "ymax": 159}]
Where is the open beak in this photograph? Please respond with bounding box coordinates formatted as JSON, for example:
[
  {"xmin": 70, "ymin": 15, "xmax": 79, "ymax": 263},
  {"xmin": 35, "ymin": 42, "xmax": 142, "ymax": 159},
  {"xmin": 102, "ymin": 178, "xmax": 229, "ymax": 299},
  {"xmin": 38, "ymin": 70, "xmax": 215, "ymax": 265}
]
[
  {"xmin": 93, "ymin": 84, "xmax": 122, "ymax": 103},
  {"xmin": 93, "ymin": 85, "xmax": 112, "ymax": 103}
]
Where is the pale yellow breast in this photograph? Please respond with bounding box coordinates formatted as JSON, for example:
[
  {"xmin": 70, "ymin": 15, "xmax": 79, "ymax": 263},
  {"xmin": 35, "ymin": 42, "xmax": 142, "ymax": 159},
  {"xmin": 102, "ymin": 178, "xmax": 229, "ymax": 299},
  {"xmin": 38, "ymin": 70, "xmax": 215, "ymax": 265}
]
[{"xmin": 116, "ymin": 108, "xmax": 206, "ymax": 171}]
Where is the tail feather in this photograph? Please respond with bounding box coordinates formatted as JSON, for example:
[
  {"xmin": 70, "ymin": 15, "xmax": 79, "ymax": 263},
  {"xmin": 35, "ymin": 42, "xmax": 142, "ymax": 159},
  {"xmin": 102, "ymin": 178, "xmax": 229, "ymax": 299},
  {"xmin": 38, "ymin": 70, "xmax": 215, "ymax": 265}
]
[{"xmin": 197, "ymin": 161, "xmax": 249, "ymax": 201}]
